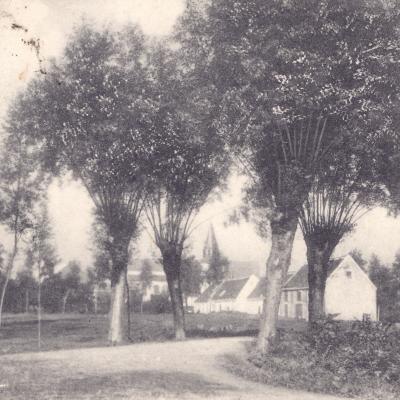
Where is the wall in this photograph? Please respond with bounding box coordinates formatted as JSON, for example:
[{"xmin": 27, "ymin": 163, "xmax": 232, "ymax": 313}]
[
  {"xmin": 325, "ymin": 256, "xmax": 377, "ymax": 321},
  {"xmin": 278, "ymin": 289, "xmax": 308, "ymax": 320}
]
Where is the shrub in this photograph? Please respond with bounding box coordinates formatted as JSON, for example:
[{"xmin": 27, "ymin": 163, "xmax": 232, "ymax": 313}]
[{"xmin": 240, "ymin": 318, "xmax": 400, "ymax": 399}]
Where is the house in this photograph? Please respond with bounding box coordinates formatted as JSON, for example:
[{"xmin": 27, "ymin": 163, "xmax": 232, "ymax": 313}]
[
  {"xmin": 194, "ymin": 275, "xmax": 259, "ymax": 313},
  {"xmin": 127, "ymin": 259, "xmax": 168, "ymax": 301},
  {"xmin": 194, "ymin": 254, "xmax": 378, "ymax": 321}
]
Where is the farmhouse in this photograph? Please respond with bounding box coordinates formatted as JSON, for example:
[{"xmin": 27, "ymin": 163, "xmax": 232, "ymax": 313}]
[{"xmin": 194, "ymin": 254, "xmax": 378, "ymax": 321}]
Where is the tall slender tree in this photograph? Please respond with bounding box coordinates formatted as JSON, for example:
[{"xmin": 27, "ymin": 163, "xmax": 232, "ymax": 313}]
[
  {"xmin": 9, "ymin": 25, "xmax": 153, "ymax": 344},
  {"xmin": 27, "ymin": 202, "xmax": 59, "ymax": 348},
  {"xmin": 144, "ymin": 45, "xmax": 228, "ymax": 339},
  {"xmin": 0, "ymin": 119, "xmax": 46, "ymax": 327},
  {"xmin": 300, "ymin": 134, "xmax": 385, "ymax": 322}
]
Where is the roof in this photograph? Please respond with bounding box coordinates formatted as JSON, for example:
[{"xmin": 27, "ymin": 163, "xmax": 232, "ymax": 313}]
[
  {"xmin": 195, "ymin": 277, "xmax": 249, "ymax": 303},
  {"xmin": 284, "ymin": 258, "xmax": 344, "ymax": 289},
  {"xmin": 212, "ymin": 278, "xmax": 249, "ymax": 300},
  {"xmin": 196, "ymin": 284, "xmax": 218, "ymax": 303},
  {"xmin": 248, "ymin": 279, "xmax": 265, "ymax": 299}
]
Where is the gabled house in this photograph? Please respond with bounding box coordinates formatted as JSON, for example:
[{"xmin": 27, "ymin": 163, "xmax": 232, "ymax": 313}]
[{"xmin": 194, "ymin": 254, "xmax": 378, "ymax": 321}]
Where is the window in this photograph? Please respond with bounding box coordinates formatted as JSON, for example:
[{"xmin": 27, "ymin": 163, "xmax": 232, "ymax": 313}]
[
  {"xmin": 297, "ymin": 291, "xmax": 301, "ymax": 301},
  {"xmin": 284, "ymin": 304, "xmax": 288, "ymax": 318},
  {"xmin": 284, "ymin": 291, "xmax": 288, "ymax": 302},
  {"xmin": 346, "ymin": 271, "xmax": 352, "ymax": 278}
]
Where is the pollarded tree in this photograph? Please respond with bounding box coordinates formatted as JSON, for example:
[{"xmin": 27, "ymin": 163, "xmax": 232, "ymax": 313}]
[
  {"xmin": 300, "ymin": 135, "xmax": 385, "ymax": 322},
  {"xmin": 9, "ymin": 25, "xmax": 154, "ymax": 344},
  {"xmin": 178, "ymin": 0, "xmax": 400, "ymax": 351},
  {"xmin": 144, "ymin": 45, "xmax": 228, "ymax": 340}
]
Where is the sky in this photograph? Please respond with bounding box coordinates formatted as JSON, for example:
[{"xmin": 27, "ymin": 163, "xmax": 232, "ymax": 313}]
[{"xmin": 1, "ymin": 0, "xmax": 400, "ymax": 273}]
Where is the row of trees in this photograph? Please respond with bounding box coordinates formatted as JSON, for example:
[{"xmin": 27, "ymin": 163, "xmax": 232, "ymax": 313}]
[
  {"xmin": 178, "ymin": 0, "xmax": 400, "ymax": 351},
  {"xmin": 3, "ymin": 0, "xmax": 400, "ymax": 352},
  {"xmin": 0, "ymin": 259, "xmax": 94, "ymax": 314}
]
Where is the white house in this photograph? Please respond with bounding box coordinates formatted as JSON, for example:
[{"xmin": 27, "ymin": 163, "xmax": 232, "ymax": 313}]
[
  {"xmin": 194, "ymin": 275, "xmax": 259, "ymax": 314},
  {"xmin": 194, "ymin": 255, "xmax": 378, "ymax": 321}
]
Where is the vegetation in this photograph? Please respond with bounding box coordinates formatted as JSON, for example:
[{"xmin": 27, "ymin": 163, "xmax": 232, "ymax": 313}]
[
  {"xmin": 226, "ymin": 318, "xmax": 400, "ymax": 400},
  {"xmin": 369, "ymin": 253, "xmax": 400, "ymax": 322},
  {"xmin": 9, "ymin": 25, "xmax": 154, "ymax": 344},
  {"xmin": 0, "ymin": 119, "xmax": 47, "ymax": 327},
  {"xmin": 0, "ymin": 312, "xmax": 263, "ymax": 355},
  {"xmin": 143, "ymin": 45, "xmax": 228, "ymax": 340},
  {"xmin": 179, "ymin": 0, "xmax": 400, "ymax": 350}
]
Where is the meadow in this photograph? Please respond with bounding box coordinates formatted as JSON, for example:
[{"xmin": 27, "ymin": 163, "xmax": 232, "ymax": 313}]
[{"xmin": 0, "ymin": 312, "xmax": 304, "ymax": 355}]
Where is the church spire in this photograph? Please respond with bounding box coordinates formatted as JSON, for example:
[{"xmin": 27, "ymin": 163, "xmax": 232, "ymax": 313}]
[{"xmin": 202, "ymin": 224, "xmax": 219, "ymax": 262}]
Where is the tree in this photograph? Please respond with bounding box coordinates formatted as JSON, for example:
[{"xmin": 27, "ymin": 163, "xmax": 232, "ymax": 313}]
[
  {"xmin": 60, "ymin": 261, "xmax": 82, "ymax": 313},
  {"xmin": 16, "ymin": 264, "xmax": 37, "ymax": 313},
  {"xmin": 0, "ymin": 121, "xmax": 46, "ymax": 327},
  {"xmin": 11, "ymin": 25, "xmax": 154, "ymax": 344},
  {"xmin": 178, "ymin": 0, "xmax": 400, "ymax": 352},
  {"xmin": 181, "ymin": 255, "xmax": 203, "ymax": 306},
  {"xmin": 144, "ymin": 45, "xmax": 228, "ymax": 340},
  {"xmin": 369, "ymin": 254, "xmax": 394, "ymax": 321},
  {"xmin": 139, "ymin": 260, "xmax": 153, "ymax": 313},
  {"xmin": 27, "ymin": 203, "xmax": 59, "ymax": 348},
  {"xmin": 349, "ymin": 249, "xmax": 368, "ymax": 270},
  {"xmin": 299, "ymin": 136, "xmax": 384, "ymax": 322}
]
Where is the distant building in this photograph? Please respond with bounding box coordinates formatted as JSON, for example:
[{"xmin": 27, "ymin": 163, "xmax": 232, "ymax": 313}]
[
  {"xmin": 194, "ymin": 255, "xmax": 378, "ymax": 321},
  {"xmin": 127, "ymin": 259, "xmax": 168, "ymax": 301}
]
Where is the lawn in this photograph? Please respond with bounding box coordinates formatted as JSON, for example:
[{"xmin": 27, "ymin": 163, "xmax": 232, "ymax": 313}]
[{"xmin": 0, "ymin": 312, "xmax": 307, "ymax": 355}]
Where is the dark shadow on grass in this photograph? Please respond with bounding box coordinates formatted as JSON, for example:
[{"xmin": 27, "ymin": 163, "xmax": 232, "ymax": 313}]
[
  {"xmin": 1, "ymin": 361, "xmax": 234, "ymax": 399},
  {"xmin": 57, "ymin": 370, "xmax": 233, "ymax": 396}
]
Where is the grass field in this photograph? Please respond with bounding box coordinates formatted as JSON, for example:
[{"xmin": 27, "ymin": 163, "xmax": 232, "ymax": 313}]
[{"xmin": 0, "ymin": 312, "xmax": 306, "ymax": 355}]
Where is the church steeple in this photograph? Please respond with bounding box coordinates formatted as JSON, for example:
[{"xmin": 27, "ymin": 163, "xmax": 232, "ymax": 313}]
[{"xmin": 202, "ymin": 224, "xmax": 219, "ymax": 262}]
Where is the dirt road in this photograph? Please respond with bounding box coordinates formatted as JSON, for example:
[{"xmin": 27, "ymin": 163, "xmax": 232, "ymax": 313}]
[{"xmin": 0, "ymin": 337, "xmax": 343, "ymax": 399}]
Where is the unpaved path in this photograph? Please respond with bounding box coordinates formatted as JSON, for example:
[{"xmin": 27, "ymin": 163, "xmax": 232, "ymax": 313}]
[{"xmin": 0, "ymin": 337, "xmax": 343, "ymax": 399}]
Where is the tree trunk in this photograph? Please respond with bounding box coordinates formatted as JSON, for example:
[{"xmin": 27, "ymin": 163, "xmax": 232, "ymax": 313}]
[
  {"xmin": 166, "ymin": 275, "xmax": 186, "ymax": 340},
  {"xmin": 306, "ymin": 240, "xmax": 334, "ymax": 324},
  {"xmin": 162, "ymin": 247, "xmax": 185, "ymax": 340},
  {"xmin": 257, "ymin": 216, "xmax": 298, "ymax": 353},
  {"xmin": 125, "ymin": 268, "xmax": 131, "ymax": 338},
  {"xmin": 62, "ymin": 289, "xmax": 71, "ymax": 314},
  {"xmin": 109, "ymin": 266, "xmax": 129, "ymax": 345},
  {"xmin": 25, "ymin": 290, "xmax": 29, "ymax": 313},
  {"xmin": 108, "ymin": 237, "xmax": 130, "ymax": 345},
  {"xmin": 0, "ymin": 241, "xmax": 19, "ymax": 327},
  {"xmin": 38, "ymin": 262, "xmax": 41, "ymax": 350}
]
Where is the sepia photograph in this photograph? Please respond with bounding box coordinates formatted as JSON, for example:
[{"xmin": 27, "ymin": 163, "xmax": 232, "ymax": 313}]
[{"xmin": 0, "ymin": 0, "xmax": 400, "ymax": 399}]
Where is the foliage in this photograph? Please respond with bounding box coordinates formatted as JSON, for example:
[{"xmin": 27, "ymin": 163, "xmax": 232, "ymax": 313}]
[
  {"xmin": 144, "ymin": 43, "xmax": 228, "ymax": 261},
  {"xmin": 27, "ymin": 204, "xmax": 59, "ymax": 281},
  {"xmin": 235, "ymin": 318, "xmax": 400, "ymax": 399},
  {"xmin": 369, "ymin": 253, "xmax": 400, "ymax": 322},
  {"xmin": 181, "ymin": 255, "xmax": 203, "ymax": 297},
  {"xmin": 206, "ymin": 247, "xmax": 229, "ymax": 285},
  {"xmin": 0, "ymin": 117, "xmax": 48, "ymax": 325},
  {"xmin": 180, "ymin": 0, "xmax": 400, "ymax": 226}
]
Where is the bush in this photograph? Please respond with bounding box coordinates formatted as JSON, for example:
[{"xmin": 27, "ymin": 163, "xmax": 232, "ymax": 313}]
[
  {"xmin": 143, "ymin": 293, "xmax": 171, "ymax": 314},
  {"xmin": 236, "ymin": 318, "xmax": 400, "ymax": 399}
]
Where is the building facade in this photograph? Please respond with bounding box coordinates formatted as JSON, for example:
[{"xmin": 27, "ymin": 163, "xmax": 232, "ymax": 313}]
[{"xmin": 194, "ymin": 255, "xmax": 378, "ymax": 321}]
